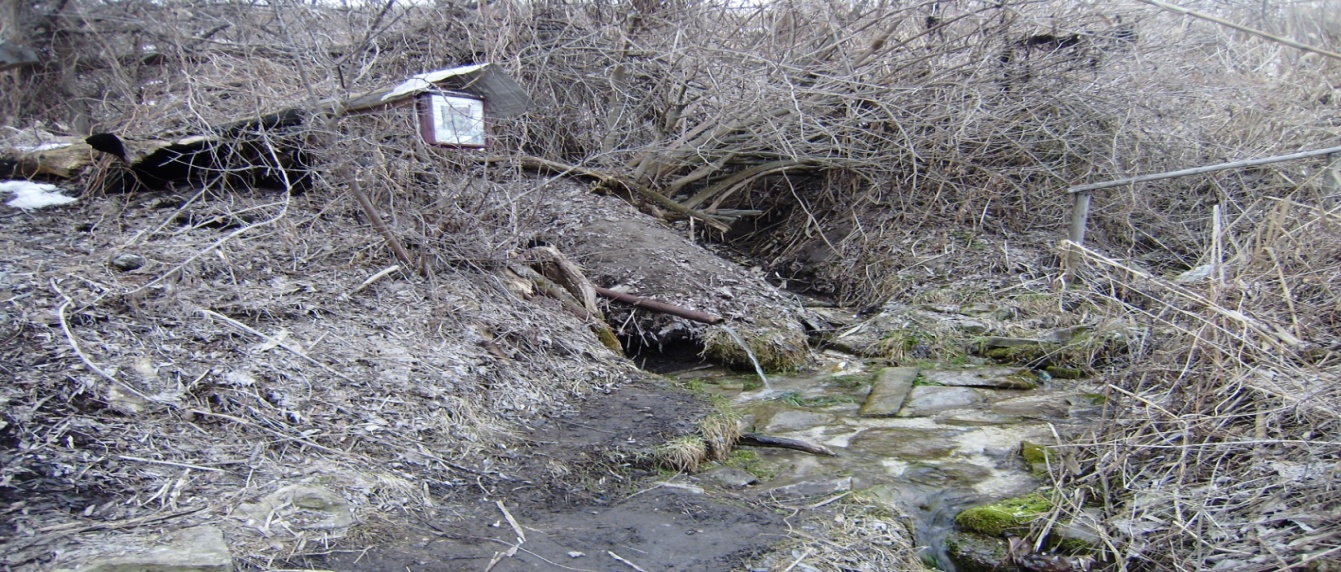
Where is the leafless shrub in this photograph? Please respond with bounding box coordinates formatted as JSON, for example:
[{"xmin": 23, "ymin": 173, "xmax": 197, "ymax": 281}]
[{"xmin": 1048, "ymin": 188, "xmax": 1341, "ymax": 569}]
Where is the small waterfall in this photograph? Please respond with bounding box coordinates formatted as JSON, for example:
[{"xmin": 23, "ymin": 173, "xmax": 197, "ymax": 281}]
[{"xmin": 717, "ymin": 324, "xmax": 771, "ymax": 390}]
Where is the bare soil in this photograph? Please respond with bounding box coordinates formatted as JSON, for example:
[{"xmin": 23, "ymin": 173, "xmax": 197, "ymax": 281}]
[
  {"xmin": 308, "ymin": 376, "xmax": 786, "ymax": 572},
  {"xmin": 0, "ymin": 180, "xmax": 802, "ymax": 571}
]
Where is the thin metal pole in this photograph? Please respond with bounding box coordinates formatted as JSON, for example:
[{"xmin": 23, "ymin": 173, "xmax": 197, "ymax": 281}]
[
  {"xmin": 1068, "ymin": 144, "xmax": 1341, "ymax": 194},
  {"xmin": 1069, "ymin": 191, "xmax": 1092, "ymax": 247}
]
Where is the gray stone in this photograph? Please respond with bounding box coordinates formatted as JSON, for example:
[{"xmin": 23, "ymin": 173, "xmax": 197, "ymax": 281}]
[
  {"xmin": 756, "ymin": 408, "xmax": 835, "ymax": 433},
  {"xmin": 945, "ymin": 530, "xmax": 1021, "ymax": 572},
  {"xmin": 899, "ymin": 386, "xmax": 985, "ymax": 417},
  {"xmin": 981, "ymin": 336, "xmax": 1046, "ymax": 348},
  {"xmin": 110, "ymin": 254, "xmax": 146, "ymax": 272},
  {"xmin": 990, "ymin": 395, "xmax": 1071, "ymax": 420},
  {"xmin": 235, "ymin": 484, "xmax": 355, "ymax": 531},
  {"xmin": 859, "ymin": 367, "xmax": 918, "ymax": 417},
  {"xmin": 935, "ymin": 410, "xmax": 1021, "ymax": 426},
  {"xmin": 847, "ymin": 427, "xmax": 960, "ymax": 459},
  {"xmin": 757, "ymin": 476, "xmax": 852, "ymax": 500},
  {"xmin": 60, "ymin": 525, "xmax": 232, "ymax": 572},
  {"xmin": 701, "ymin": 467, "xmax": 758, "ymax": 488},
  {"xmin": 921, "ymin": 367, "xmax": 1038, "ymax": 390}
]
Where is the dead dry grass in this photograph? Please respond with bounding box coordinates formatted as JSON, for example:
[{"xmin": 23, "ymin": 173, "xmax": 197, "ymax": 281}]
[{"xmin": 1041, "ymin": 191, "xmax": 1341, "ymax": 570}]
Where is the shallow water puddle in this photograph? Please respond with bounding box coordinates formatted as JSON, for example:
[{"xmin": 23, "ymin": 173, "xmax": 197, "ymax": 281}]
[{"xmin": 670, "ymin": 359, "xmax": 1103, "ymax": 570}]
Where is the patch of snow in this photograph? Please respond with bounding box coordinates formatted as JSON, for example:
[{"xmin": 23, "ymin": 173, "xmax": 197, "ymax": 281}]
[
  {"xmin": 382, "ymin": 63, "xmax": 489, "ymax": 101},
  {"xmin": 1, "ymin": 180, "xmax": 78, "ymax": 210}
]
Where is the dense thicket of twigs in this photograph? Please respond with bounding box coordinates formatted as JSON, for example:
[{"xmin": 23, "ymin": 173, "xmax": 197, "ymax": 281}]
[{"xmin": 4, "ymin": 0, "xmax": 1341, "ymax": 569}]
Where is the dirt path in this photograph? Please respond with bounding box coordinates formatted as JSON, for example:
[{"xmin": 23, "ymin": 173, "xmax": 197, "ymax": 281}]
[{"xmin": 308, "ymin": 376, "xmax": 787, "ymax": 572}]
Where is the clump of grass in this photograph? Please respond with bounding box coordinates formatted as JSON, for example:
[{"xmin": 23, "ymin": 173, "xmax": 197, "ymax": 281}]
[
  {"xmin": 656, "ymin": 435, "xmax": 708, "ymax": 472},
  {"xmin": 700, "ymin": 398, "xmax": 742, "ymax": 462},
  {"xmin": 772, "ymin": 391, "xmax": 857, "ymax": 408}
]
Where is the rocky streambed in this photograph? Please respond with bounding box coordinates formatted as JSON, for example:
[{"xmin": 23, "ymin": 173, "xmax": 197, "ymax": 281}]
[{"xmin": 671, "ymin": 354, "xmax": 1106, "ymax": 571}]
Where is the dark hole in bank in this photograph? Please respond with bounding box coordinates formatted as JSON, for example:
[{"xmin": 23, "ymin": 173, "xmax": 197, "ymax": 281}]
[{"xmin": 620, "ymin": 333, "xmax": 711, "ymax": 375}]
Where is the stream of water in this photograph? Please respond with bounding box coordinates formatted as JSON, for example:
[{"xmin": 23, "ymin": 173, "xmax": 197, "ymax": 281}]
[
  {"xmin": 670, "ymin": 357, "xmax": 1102, "ymax": 570},
  {"xmin": 715, "ymin": 324, "xmax": 771, "ymax": 390}
]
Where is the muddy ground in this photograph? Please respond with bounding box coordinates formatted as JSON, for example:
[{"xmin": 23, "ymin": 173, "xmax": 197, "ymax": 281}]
[
  {"xmin": 0, "ymin": 177, "xmax": 921, "ymax": 571},
  {"xmin": 310, "ymin": 375, "xmax": 787, "ymax": 572}
]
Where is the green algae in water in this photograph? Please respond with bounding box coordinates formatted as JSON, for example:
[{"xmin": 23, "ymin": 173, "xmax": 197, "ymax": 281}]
[{"xmin": 772, "ymin": 391, "xmax": 858, "ymax": 408}]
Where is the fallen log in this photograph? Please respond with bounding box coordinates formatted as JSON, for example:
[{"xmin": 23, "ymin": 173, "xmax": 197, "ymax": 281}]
[
  {"xmin": 738, "ymin": 433, "xmax": 836, "ymax": 456},
  {"xmin": 1, "ymin": 142, "xmax": 96, "ymax": 179},
  {"xmin": 594, "ymin": 286, "xmax": 724, "ymax": 325}
]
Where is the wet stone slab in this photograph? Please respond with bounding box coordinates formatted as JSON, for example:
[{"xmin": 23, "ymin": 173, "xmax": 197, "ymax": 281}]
[
  {"xmin": 920, "ymin": 367, "xmax": 1039, "ymax": 390},
  {"xmin": 755, "ymin": 407, "xmax": 839, "ymax": 433},
  {"xmin": 899, "ymin": 386, "xmax": 986, "ymax": 417},
  {"xmin": 859, "ymin": 367, "xmax": 919, "ymax": 417},
  {"xmin": 847, "ymin": 426, "xmax": 965, "ymax": 458}
]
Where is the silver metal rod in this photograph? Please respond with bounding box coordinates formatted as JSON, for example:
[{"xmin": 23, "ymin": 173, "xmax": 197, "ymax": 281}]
[{"xmin": 1068, "ymin": 144, "xmax": 1341, "ymax": 194}]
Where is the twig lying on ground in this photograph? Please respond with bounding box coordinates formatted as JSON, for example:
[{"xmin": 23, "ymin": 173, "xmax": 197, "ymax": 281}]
[{"xmin": 739, "ymin": 433, "xmax": 836, "ymax": 456}]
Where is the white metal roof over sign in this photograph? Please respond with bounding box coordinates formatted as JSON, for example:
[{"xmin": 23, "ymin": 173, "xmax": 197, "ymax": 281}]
[{"xmin": 345, "ymin": 63, "xmax": 531, "ymax": 118}]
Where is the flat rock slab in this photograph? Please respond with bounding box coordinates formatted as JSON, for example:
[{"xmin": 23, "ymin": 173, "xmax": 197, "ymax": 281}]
[
  {"xmin": 859, "ymin": 367, "xmax": 919, "ymax": 417},
  {"xmin": 920, "ymin": 367, "xmax": 1037, "ymax": 390},
  {"xmin": 58, "ymin": 525, "xmax": 231, "ymax": 572},
  {"xmin": 899, "ymin": 386, "xmax": 985, "ymax": 417},
  {"xmin": 701, "ymin": 466, "xmax": 759, "ymax": 489},
  {"xmin": 756, "ymin": 476, "xmax": 853, "ymax": 500},
  {"xmin": 757, "ymin": 407, "xmax": 837, "ymax": 433},
  {"xmin": 980, "ymin": 336, "xmax": 1048, "ymax": 348}
]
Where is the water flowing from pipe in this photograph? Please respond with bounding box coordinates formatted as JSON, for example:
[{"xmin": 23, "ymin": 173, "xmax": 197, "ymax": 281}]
[{"xmin": 717, "ymin": 324, "xmax": 770, "ymax": 390}]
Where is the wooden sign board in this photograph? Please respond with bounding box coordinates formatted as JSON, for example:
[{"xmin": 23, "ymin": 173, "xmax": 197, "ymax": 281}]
[{"xmin": 417, "ymin": 92, "xmax": 487, "ymax": 148}]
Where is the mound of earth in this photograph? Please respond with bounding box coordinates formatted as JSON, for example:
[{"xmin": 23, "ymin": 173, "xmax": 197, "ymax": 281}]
[{"xmin": 0, "ymin": 175, "xmax": 900, "ymax": 571}]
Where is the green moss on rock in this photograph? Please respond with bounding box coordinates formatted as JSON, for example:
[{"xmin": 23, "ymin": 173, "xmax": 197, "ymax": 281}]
[
  {"xmin": 1020, "ymin": 441, "xmax": 1052, "ymax": 466},
  {"xmin": 1043, "ymin": 365, "xmax": 1087, "ymax": 379},
  {"xmin": 955, "ymin": 493, "xmax": 1054, "ymax": 537}
]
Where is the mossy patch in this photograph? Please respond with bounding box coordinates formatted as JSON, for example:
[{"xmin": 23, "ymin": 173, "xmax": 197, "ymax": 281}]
[
  {"xmin": 724, "ymin": 449, "xmax": 776, "ymax": 481},
  {"xmin": 954, "ymin": 493, "xmax": 1054, "ymax": 537},
  {"xmin": 1020, "ymin": 441, "xmax": 1053, "ymax": 471},
  {"xmin": 701, "ymin": 325, "xmax": 809, "ymax": 372},
  {"xmin": 1044, "ymin": 365, "xmax": 1087, "ymax": 379},
  {"xmin": 773, "ymin": 391, "xmax": 858, "ymax": 408},
  {"xmin": 1081, "ymin": 392, "xmax": 1108, "ymax": 405}
]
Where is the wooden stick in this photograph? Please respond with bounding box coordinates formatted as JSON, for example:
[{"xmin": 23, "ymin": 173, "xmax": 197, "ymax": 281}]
[
  {"xmin": 594, "ymin": 286, "xmax": 724, "ymax": 324},
  {"xmin": 495, "ymin": 500, "xmax": 526, "ymax": 543},
  {"xmin": 608, "ymin": 551, "xmax": 649, "ymax": 572},
  {"xmin": 348, "ymin": 265, "xmax": 402, "ymax": 296},
  {"xmin": 739, "ymin": 433, "xmax": 836, "ymax": 456},
  {"xmin": 349, "ymin": 176, "xmax": 423, "ymax": 275}
]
